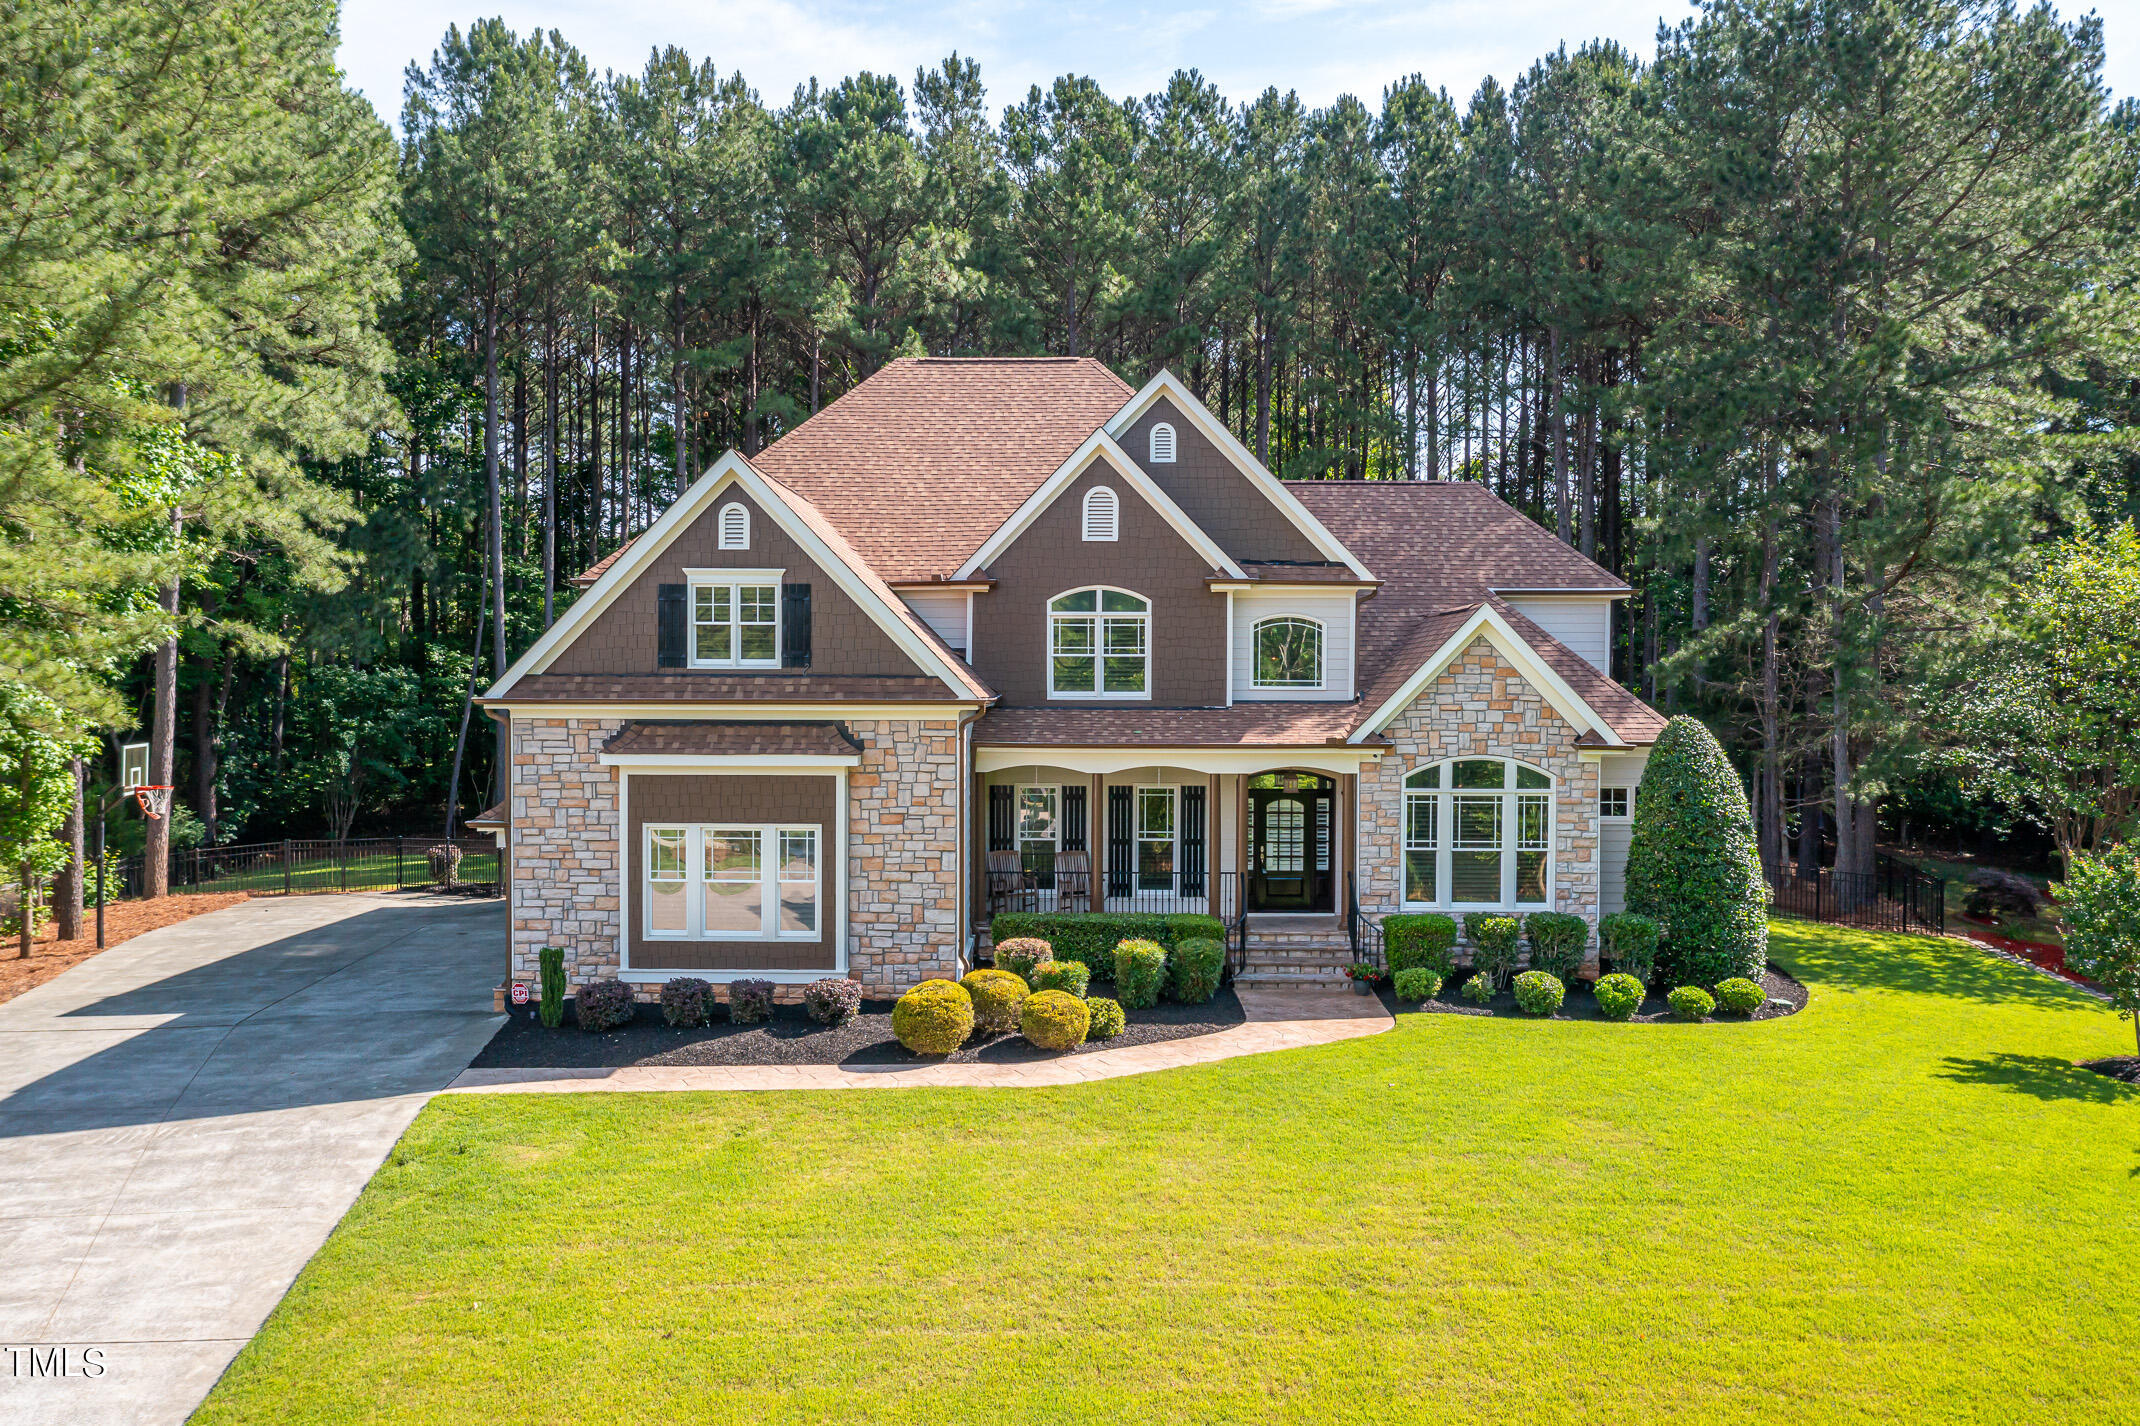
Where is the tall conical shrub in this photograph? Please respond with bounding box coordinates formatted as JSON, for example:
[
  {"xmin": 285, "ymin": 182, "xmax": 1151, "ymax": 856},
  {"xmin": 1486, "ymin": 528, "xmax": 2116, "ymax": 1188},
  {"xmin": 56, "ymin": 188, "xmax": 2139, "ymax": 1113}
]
[{"xmin": 1624, "ymin": 716, "xmax": 1767, "ymax": 986}]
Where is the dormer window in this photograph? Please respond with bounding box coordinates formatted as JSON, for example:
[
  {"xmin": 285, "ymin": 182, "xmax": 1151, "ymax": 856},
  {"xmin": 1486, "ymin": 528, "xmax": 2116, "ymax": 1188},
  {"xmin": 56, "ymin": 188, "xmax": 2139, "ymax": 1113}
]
[
  {"xmin": 1252, "ymin": 617, "xmax": 1325, "ymax": 689},
  {"xmin": 1049, "ymin": 587, "xmax": 1149, "ymax": 698},
  {"xmin": 717, "ymin": 502, "xmax": 750, "ymax": 550},
  {"xmin": 1149, "ymin": 423, "xmax": 1177, "ymax": 464},
  {"xmin": 1082, "ymin": 486, "xmax": 1119, "ymax": 542}
]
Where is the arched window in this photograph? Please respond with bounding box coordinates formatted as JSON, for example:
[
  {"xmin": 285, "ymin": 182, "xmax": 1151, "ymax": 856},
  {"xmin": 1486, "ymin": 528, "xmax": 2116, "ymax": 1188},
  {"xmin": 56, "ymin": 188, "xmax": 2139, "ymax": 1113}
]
[
  {"xmin": 1402, "ymin": 758, "xmax": 1553, "ymax": 908},
  {"xmin": 1149, "ymin": 422, "xmax": 1177, "ymax": 463},
  {"xmin": 1251, "ymin": 617, "xmax": 1324, "ymax": 689},
  {"xmin": 717, "ymin": 501, "xmax": 750, "ymax": 550},
  {"xmin": 1081, "ymin": 485, "xmax": 1119, "ymax": 542},
  {"xmin": 1048, "ymin": 586, "xmax": 1149, "ymax": 698}
]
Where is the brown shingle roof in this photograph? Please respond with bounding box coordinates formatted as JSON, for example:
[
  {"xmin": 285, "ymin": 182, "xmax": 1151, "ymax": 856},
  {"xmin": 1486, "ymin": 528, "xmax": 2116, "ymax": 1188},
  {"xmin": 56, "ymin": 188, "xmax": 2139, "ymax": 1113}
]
[
  {"xmin": 976, "ymin": 704, "xmax": 1371, "ymax": 748},
  {"xmin": 601, "ymin": 721, "xmax": 863, "ymax": 758},
  {"xmin": 750, "ymin": 357, "xmax": 1135, "ymax": 581},
  {"xmin": 465, "ymin": 799, "xmax": 507, "ymax": 830},
  {"xmin": 483, "ymin": 673, "xmax": 967, "ymax": 704}
]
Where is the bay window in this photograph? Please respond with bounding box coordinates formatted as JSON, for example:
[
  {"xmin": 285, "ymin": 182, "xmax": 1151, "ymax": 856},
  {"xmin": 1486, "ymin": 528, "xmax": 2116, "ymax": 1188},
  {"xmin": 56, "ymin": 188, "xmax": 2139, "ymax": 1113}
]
[
  {"xmin": 1049, "ymin": 587, "xmax": 1149, "ymax": 697},
  {"xmin": 644, "ymin": 823, "xmax": 820, "ymax": 939},
  {"xmin": 1402, "ymin": 758, "xmax": 1553, "ymax": 908}
]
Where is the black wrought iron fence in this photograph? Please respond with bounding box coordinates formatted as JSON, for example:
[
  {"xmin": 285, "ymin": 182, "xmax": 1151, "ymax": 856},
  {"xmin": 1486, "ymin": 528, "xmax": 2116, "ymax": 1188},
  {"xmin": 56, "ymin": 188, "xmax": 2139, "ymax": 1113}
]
[
  {"xmin": 1763, "ymin": 854, "xmax": 1944, "ymax": 936},
  {"xmin": 95, "ymin": 836, "xmax": 503, "ymax": 903},
  {"xmin": 984, "ymin": 848, "xmax": 1240, "ymax": 923}
]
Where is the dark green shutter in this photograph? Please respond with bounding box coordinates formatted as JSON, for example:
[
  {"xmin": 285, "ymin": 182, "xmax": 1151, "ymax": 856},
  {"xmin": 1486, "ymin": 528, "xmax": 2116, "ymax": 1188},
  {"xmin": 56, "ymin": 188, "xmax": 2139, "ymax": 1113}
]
[
  {"xmin": 988, "ymin": 784, "xmax": 1014, "ymax": 852},
  {"xmin": 657, "ymin": 584, "xmax": 686, "ymax": 667},
  {"xmin": 1062, "ymin": 784, "xmax": 1087, "ymax": 852},
  {"xmin": 1181, "ymin": 784, "xmax": 1206, "ymax": 896},
  {"xmin": 781, "ymin": 584, "xmax": 812, "ymax": 668},
  {"xmin": 1107, "ymin": 786, "xmax": 1132, "ymax": 897}
]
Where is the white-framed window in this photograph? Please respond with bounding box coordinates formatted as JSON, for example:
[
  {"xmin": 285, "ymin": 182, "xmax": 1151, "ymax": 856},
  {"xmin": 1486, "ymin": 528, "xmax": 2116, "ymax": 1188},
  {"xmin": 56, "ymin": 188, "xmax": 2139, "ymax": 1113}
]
[
  {"xmin": 717, "ymin": 501, "xmax": 750, "ymax": 550},
  {"xmin": 643, "ymin": 823, "xmax": 820, "ymax": 940},
  {"xmin": 1016, "ymin": 785, "xmax": 1058, "ymax": 860},
  {"xmin": 1048, "ymin": 586, "xmax": 1149, "ymax": 698},
  {"xmin": 1149, "ymin": 422, "xmax": 1177, "ymax": 463},
  {"xmin": 1401, "ymin": 759, "xmax": 1553, "ymax": 909},
  {"xmin": 1082, "ymin": 486, "xmax": 1119, "ymax": 542},
  {"xmin": 691, "ymin": 579, "xmax": 779, "ymax": 666},
  {"xmin": 1136, "ymin": 785, "xmax": 1176, "ymax": 891},
  {"xmin": 1600, "ymin": 786, "xmax": 1630, "ymax": 820},
  {"xmin": 1251, "ymin": 617, "xmax": 1325, "ymax": 689}
]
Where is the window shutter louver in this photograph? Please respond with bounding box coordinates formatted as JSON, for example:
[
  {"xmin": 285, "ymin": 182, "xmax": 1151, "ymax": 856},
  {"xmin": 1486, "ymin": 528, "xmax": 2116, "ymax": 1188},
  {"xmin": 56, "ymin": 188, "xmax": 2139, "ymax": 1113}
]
[
  {"xmin": 781, "ymin": 584, "xmax": 812, "ymax": 668},
  {"xmin": 1180, "ymin": 785, "xmax": 1206, "ymax": 896},
  {"xmin": 718, "ymin": 502, "xmax": 749, "ymax": 549},
  {"xmin": 1062, "ymin": 784, "xmax": 1087, "ymax": 852},
  {"xmin": 988, "ymin": 784, "xmax": 1014, "ymax": 852},
  {"xmin": 1081, "ymin": 486, "xmax": 1118, "ymax": 542},
  {"xmin": 1107, "ymin": 786, "xmax": 1133, "ymax": 897},
  {"xmin": 657, "ymin": 584, "xmax": 687, "ymax": 667}
]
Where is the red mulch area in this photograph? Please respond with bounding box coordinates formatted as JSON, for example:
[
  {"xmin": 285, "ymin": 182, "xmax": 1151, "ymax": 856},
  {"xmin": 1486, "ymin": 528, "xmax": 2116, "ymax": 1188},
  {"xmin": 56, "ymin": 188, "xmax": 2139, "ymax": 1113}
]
[
  {"xmin": 1965, "ymin": 929, "xmax": 2095, "ymax": 988},
  {"xmin": 0, "ymin": 893, "xmax": 251, "ymax": 1006}
]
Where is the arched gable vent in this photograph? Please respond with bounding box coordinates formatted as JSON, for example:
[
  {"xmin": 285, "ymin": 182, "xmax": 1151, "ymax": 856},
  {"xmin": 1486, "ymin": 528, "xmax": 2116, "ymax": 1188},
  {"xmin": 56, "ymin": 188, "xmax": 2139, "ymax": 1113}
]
[
  {"xmin": 717, "ymin": 501, "xmax": 750, "ymax": 550},
  {"xmin": 1082, "ymin": 486, "xmax": 1120, "ymax": 542},
  {"xmin": 1149, "ymin": 422, "xmax": 1177, "ymax": 464}
]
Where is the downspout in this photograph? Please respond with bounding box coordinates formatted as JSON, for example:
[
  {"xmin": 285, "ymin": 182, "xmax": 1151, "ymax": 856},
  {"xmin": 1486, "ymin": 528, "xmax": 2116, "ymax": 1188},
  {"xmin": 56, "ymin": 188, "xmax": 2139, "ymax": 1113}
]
[{"xmin": 956, "ymin": 703, "xmax": 988, "ymax": 974}]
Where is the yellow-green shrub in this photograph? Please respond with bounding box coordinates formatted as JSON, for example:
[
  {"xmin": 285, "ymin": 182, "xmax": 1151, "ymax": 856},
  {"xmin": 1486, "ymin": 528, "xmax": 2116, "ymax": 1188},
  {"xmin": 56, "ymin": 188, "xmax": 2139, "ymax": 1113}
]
[
  {"xmin": 1020, "ymin": 989, "xmax": 1090, "ymax": 1050},
  {"xmin": 959, "ymin": 968, "xmax": 1029, "ymax": 1034},
  {"xmin": 893, "ymin": 980, "xmax": 973, "ymax": 1054}
]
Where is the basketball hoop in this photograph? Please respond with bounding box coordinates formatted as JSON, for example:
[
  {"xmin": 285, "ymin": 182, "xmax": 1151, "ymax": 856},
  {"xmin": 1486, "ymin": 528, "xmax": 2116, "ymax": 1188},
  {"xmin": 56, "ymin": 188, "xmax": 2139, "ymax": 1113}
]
[{"xmin": 134, "ymin": 785, "xmax": 172, "ymax": 821}]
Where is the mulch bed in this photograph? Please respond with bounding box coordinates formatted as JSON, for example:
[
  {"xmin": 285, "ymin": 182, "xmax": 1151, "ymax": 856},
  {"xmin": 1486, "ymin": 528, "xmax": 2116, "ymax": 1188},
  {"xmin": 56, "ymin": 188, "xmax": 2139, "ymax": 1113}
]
[
  {"xmin": 472, "ymin": 985, "xmax": 1247, "ymax": 1069},
  {"xmin": 1964, "ymin": 929, "xmax": 2096, "ymax": 988},
  {"xmin": 2077, "ymin": 1056, "xmax": 2140, "ymax": 1085},
  {"xmin": 0, "ymin": 892, "xmax": 253, "ymax": 1006},
  {"xmin": 1378, "ymin": 963, "xmax": 1808, "ymax": 1024}
]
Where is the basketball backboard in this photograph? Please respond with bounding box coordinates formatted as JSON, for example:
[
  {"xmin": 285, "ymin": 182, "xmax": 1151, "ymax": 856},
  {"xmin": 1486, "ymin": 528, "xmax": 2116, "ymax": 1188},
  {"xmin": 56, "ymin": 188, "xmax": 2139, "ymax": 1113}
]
[{"xmin": 120, "ymin": 742, "xmax": 149, "ymax": 791}]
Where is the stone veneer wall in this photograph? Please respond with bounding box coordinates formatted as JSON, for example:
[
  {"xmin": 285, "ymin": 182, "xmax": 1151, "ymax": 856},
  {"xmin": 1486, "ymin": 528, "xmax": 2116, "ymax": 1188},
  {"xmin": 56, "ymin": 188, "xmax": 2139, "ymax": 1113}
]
[
  {"xmin": 1355, "ymin": 637, "xmax": 1602, "ymax": 964},
  {"xmin": 508, "ymin": 715, "xmax": 965, "ymax": 997}
]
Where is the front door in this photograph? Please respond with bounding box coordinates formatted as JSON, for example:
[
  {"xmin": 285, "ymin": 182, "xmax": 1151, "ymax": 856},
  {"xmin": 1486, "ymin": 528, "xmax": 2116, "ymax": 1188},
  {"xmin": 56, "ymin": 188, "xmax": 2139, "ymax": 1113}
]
[{"xmin": 1249, "ymin": 783, "xmax": 1333, "ymax": 911}]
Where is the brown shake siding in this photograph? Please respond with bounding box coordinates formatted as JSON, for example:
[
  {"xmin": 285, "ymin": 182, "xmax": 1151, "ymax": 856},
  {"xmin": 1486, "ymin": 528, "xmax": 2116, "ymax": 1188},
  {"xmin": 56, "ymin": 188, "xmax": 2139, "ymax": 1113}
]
[
  {"xmin": 1120, "ymin": 397, "xmax": 1326, "ymax": 563},
  {"xmin": 547, "ymin": 485, "xmax": 924, "ymax": 678},
  {"xmin": 972, "ymin": 461, "xmax": 1228, "ymax": 707},
  {"xmin": 626, "ymin": 772, "xmax": 839, "ymax": 972}
]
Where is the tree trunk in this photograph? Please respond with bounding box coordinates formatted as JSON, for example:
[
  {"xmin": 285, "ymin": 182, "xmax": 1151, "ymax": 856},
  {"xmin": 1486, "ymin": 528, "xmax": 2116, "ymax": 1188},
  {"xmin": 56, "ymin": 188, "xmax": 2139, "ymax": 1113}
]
[
  {"xmin": 191, "ymin": 654, "xmax": 215, "ymax": 844},
  {"xmin": 484, "ymin": 302, "xmax": 509, "ymax": 806},
  {"xmin": 588, "ymin": 324, "xmax": 603, "ymax": 567},
  {"xmin": 1255, "ymin": 311, "xmax": 1273, "ymax": 465},
  {"xmin": 1549, "ymin": 325, "xmax": 1569, "ymax": 543},
  {"xmin": 18, "ymin": 754, "xmax": 35, "ymax": 957},
  {"xmin": 543, "ymin": 310, "xmax": 558, "ymax": 628},
  {"xmin": 54, "ymin": 757, "xmax": 82, "ymax": 941},
  {"xmin": 145, "ymin": 538, "xmax": 179, "ymax": 900}
]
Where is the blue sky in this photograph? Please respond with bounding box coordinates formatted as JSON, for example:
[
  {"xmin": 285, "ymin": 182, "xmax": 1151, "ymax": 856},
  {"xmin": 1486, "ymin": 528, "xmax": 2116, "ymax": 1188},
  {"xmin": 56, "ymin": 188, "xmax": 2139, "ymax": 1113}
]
[{"xmin": 337, "ymin": 0, "xmax": 2137, "ymax": 127}]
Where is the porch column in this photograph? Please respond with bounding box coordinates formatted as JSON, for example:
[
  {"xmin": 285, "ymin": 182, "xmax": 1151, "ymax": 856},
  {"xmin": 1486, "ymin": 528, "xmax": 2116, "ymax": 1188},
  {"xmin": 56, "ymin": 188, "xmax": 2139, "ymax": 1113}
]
[
  {"xmin": 1208, "ymin": 773, "xmax": 1221, "ymax": 918},
  {"xmin": 1089, "ymin": 772, "xmax": 1104, "ymax": 910}
]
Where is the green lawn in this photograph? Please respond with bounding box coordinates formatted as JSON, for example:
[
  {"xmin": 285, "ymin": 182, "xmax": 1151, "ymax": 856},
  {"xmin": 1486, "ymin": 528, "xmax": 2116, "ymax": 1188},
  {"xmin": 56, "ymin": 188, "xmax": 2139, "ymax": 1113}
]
[{"xmin": 196, "ymin": 922, "xmax": 2138, "ymax": 1425}]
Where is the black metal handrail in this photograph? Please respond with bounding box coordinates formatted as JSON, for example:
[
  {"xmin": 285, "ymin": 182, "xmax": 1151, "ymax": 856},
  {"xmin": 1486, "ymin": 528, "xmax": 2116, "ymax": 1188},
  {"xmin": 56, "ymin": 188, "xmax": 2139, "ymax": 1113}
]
[
  {"xmin": 1762, "ymin": 855, "xmax": 1944, "ymax": 936},
  {"xmin": 985, "ymin": 849, "xmax": 1239, "ymax": 922},
  {"xmin": 1346, "ymin": 871, "xmax": 1386, "ymax": 970}
]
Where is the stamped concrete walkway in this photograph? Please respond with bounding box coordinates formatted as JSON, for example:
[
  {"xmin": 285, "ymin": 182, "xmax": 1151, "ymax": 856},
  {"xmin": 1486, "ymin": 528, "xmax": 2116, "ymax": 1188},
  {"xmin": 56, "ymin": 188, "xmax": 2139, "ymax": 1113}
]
[
  {"xmin": 447, "ymin": 985, "xmax": 1392, "ymax": 1094},
  {"xmin": 0, "ymin": 893, "xmax": 504, "ymax": 1426}
]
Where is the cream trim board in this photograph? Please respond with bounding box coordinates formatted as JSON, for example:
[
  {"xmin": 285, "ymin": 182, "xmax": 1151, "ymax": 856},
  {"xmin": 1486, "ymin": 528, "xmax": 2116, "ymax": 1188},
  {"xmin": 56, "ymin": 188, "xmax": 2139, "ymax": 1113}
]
[
  {"xmin": 485, "ymin": 453, "xmax": 977, "ymax": 701},
  {"xmin": 483, "ymin": 701, "xmax": 985, "ymax": 720},
  {"xmin": 952, "ymin": 431, "xmax": 1246, "ymax": 581},
  {"xmin": 1350, "ymin": 605, "xmax": 1622, "ymax": 747},
  {"xmin": 976, "ymin": 746, "xmax": 1382, "ymax": 776},
  {"xmin": 598, "ymin": 753, "xmax": 863, "ymax": 770},
  {"xmin": 1105, "ymin": 370, "xmax": 1373, "ymax": 579}
]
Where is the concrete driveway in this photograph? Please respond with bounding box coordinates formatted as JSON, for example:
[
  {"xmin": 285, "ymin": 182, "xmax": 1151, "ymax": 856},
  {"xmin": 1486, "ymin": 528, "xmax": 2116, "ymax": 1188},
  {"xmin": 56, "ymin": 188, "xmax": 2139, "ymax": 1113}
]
[{"xmin": 0, "ymin": 892, "xmax": 504, "ymax": 1426}]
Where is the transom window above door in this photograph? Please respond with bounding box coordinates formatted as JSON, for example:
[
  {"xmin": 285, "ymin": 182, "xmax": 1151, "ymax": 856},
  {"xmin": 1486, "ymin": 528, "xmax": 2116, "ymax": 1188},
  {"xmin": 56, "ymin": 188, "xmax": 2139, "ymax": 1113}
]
[
  {"xmin": 691, "ymin": 576, "xmax": 780, "ymax": 666},
  {"xmin": 1049, "ymin": 587, "xmax": 1150, "ymax": 698},
  {"xmin": 1402, "ymin": 758, "xmax": 1553, "ymax": 909}
]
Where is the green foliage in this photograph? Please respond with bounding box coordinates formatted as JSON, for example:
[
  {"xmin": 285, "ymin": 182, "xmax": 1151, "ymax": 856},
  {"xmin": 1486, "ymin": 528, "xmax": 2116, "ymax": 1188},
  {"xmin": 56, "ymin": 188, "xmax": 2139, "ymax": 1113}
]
[
  {"xmin": 660, "ymin": 977, "xmax": 713, "ymax": 1027},
  {"xmin": 992, "ymin": 937, "xmax": 1052, "ymax": 981},
  {"xmin": 1593, "ymin": 973, "xmax": 1645, "ymax": 1021},
  {"xmin": 1464, "ymin": 914, "xmax": 1521, "ymax": 989},
  {"xmin": 1383, "ymin": 914, "xmax": 1458, "ymax": 978},
  {"xmin": 1714, "ymin": 978, "xmax": 1765, "ymax": 1015},
  {"xmin": 728, "ymin": 980, "xmax": 776, "ymax": 1024},
  {"xmin": 538, "ymin": 947, "xmax": 565, "ymax": 1029},
  {"xmin": 803, "ymin": 977, "xmax": 862, "ymax": 1027},
  {"xmin": 573, "ymin": 979, "xmax": 635, "ymax": 1032},
  {"xmin": 1667, "ymin": 986, "xmax": 1715, "ymax": 1022},
  {"xmin": 1030, "ymin": 960, "xmax": 1089, "ymax": 998},
  {"xmin": 1512, "ymin": 971, "xmax": 1564, "ymax": 1016},
  {"xmin": 1167, "ymin": 937, "xmax": 1225, "ymax": 1004},
  {"xmin": 893, "ymin": 980, "xmax": 973, "ymax": 1055},
  {"xmin": 1460, "ymin": 973, "xmax": 1496, "ymax": 1006},
  {"xmin": 1084, "ymin": 997, "xmax": 1126, "ymax": 1041},
  {"xmin": 1393, "ymin": 967, "xmax": 1441, "ymax": 1002},
  {"xmin": 1625, "ymin": 717, "xmax": 1768, "ymax": 988},
  {"xmin": 2055, "ymin": 849, "xmax": 2140, "ymax": 1054},
  {"xmin": 1112, "ymin": 939, "xmax": 1167, "ymax": 1010},
  {"xmin": 0, "ymin": 690, "xmax": 93, "ymax": 942},
  {"xmin": 960, "ymin": 968, "xmax": 1030, "ymax": 1033},
  {"xmin": 991, "ymin": 914, "xmax": 1223, "ymax": 982},
  {"xmin": 1019, "ymin": 989, "xmax": 1091, "ymax": 1051},
  {"xmin": 1598, "ymin": 914, "xmax": 1661, "ymax": 984},
  {"xmin": 1524, "ymin": 913, "xmax": 1588, "ymax": 982}
]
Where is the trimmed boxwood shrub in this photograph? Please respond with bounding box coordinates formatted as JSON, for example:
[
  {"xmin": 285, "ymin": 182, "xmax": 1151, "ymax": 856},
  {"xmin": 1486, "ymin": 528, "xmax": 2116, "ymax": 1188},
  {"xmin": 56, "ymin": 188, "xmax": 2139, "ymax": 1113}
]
[
  {"xmin": 1168, "ymin": 937, "xmax": 1226, "ymax": 1004},
  {"xmin": 1086, "ymin": 996, "xmax": 1126, "ymax": 1040},
  {"xmin": 728, "ymin": 979, "xmax": 776, "ymax": 1024},
  {"xmin": 993, "ymin": 937, "xmax": 1053, "ymax": 981},
  {"xmin": 802, "ymin": 976, "xmax": 862, "ymax": 1026},
  {"xmin": 1714, "ymin": 977, "xmax": 1765, "ymax": 1015},
  {"xmin": 1465, "ymin": 913, "xmax": 1522, "ymax": 989},
  {"xmin": 1512, "ymin": 970, "xmax": 1565, "ymax": 1016},
  {"xmin": 1593, "ymin": 972, "xmax": 1645, "ymax": 1020},
  {"xmin": 1524, "ymin": 913, "xmax": 1588, "ymax": 982},
  {"xmin": 1384, "ymin": 913, "xmax": 1458, "ymax": 978},
  {"xmin": 1626, "ymin": 716, "xmax": 1768, "ymax": 987},
  {"xmin": 960, "ymin": 968, "xmax": 1030, "ymax": 1033},
  {"xmin": 1667, "ymin": 985, "xmax": 1716, "ymax": 1021},
  {"xmin": 1112, "ymin": 939, "xmax": 1167, "ymax": 1009},
  {"xmin": 538, "ymin": 946, "xmax": 566, "ymax": 1029},
  {"xmin": 893, "ymin": 979, "xmax": 973, "ymax": 1054},
  {"xmin": 1459, "ymin": 972, "xmax": 1496, "ymax": 1005},
  {"xmin": 1031, "ymin": 959, "xmax": 1090, "ymax": 997},
  {"xmin": 1598, "ymin": 913, "xmax": 1660, "ymax": 984},
  {"xmin": 1020, "ymin": 989, "xmax": 1091, "ymax": 1050},
  {"xmin": 660, "ymin": 976, "xmax": 714, "ymax": 1027},
  {"xmin": 1393, "ymin": 967, "xmax": 1442, "ymax": 1002},
  {"xmin": 574, "ymin": 978, "xmax": 636, "ymax": 1032},
  {"xmin": 989, "ymin": 912, "xmax": 1224, "ymax": 980}
]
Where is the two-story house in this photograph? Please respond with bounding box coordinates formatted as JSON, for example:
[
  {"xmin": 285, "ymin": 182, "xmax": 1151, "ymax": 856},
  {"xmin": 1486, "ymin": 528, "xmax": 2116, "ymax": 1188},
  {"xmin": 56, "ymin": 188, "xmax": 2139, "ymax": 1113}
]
[{"xmin": 478, "ymin": 358, "xmax": 1666, "ymax": 995}]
